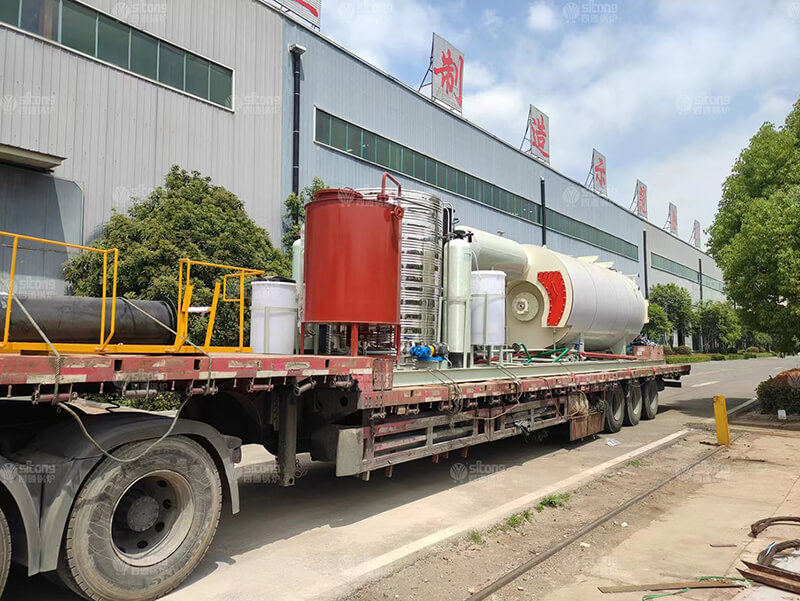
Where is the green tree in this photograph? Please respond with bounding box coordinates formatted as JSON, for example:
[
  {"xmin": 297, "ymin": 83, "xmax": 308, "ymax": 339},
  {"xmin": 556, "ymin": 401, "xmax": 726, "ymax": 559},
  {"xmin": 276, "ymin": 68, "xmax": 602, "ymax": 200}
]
[
  {"xmin": 64, "ymin": 166, "xmax": 289, "ymax": 347},
  {"xmin": 282, "ymin": 176, "xmax": 327, "ymax": 256},
  {"xmin": 642, "ymin": 302, "xmax": 673, "ymax": 344},
  {"xmin": 708, "ymin": 99, "xmax": 800, "ymax": 353},
  {"xmin": 693, "ymin": 300, "xmax": 742, "ymax": 353},
  {"xmin": 649, "ymin": 283, "xmax": 694, "ymax": 342}
]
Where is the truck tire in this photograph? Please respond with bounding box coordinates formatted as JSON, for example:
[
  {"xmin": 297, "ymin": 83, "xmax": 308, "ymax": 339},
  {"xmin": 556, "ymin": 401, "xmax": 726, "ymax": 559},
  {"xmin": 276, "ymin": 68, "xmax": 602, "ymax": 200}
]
[
  {"xmin": 0, "ymin": 507, "xmax": 10, "ymax": 598},
  {"xmin": 623, "ymin": 381, "xmax": 642, "ymax": 427},
  {"xmin": 57, "ymin": 436, "xmax": 222, "ymax": 601},
  {"xmin": 641, "ymin": 380, "xmax": 659, "ymax": 420},
  {"xmin": 604, "ymin": 384, "xmax": 625, "ymax": 433}
]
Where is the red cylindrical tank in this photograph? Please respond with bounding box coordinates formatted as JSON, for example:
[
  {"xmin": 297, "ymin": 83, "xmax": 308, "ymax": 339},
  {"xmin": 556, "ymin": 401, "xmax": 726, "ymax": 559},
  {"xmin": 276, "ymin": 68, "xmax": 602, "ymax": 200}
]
[{"xmin": 304, "ymin": 189, "xmax": 403, "ymax": 324}]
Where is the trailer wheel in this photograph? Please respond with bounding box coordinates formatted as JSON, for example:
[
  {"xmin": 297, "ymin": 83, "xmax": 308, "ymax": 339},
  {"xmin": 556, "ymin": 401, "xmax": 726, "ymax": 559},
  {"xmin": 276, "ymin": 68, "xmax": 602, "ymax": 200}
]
[
  {"xmin": 641, "ymin": 380, "xmax": 659, "ymax": 420},
  {"xmin": 604, "ymin": 384, "xmax": 625, "ymax": 433},
  {"xmin": 0, "ymin": 507, "xmax": 10, "ymax": 598},
  {"xmin": 623, "ymin": 382, "xmax": 642, "ymax": 426},
  {"xmin": 57, "ymin": 436, "xmax": 222, "ymax": 601}
]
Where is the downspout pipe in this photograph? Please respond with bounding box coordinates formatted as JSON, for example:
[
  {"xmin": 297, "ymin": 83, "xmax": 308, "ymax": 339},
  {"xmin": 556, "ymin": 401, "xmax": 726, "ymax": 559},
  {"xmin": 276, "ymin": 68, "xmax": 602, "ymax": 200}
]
[
  {"xmin": 540, "ymin": 178, "xmax": 547, "ymax": 248},
  {"xmin": 289, "ymin": 44, "xmax": 306, "ymax": 196}
]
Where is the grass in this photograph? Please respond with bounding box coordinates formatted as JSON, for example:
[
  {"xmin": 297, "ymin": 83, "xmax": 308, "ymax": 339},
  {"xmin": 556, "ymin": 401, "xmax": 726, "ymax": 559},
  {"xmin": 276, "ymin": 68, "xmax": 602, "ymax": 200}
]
[
  {"xmin": 536, "ymin": 492, "xmax": 571, "ymax": 512},
  {"xmin": 627, "ymin": 459, "xmax": 641, "ymax": 468},
  {"xmin": 468, "ymin": 530, "xmax": 485, "ymax": 545}
]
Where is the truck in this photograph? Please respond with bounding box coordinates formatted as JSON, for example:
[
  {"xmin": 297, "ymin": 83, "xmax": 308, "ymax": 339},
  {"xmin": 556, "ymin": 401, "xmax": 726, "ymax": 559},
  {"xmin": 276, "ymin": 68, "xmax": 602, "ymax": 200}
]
[{"xmin": 0, "ymin": 175, "xmax": 689, "ymax": 601}]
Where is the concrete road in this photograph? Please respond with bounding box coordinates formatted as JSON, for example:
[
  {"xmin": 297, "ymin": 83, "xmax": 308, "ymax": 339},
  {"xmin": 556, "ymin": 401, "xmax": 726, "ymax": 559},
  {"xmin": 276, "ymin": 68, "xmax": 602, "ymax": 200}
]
[{"xmin": 5, "ymin": 356, "xmax": 798, "ymax": 601}]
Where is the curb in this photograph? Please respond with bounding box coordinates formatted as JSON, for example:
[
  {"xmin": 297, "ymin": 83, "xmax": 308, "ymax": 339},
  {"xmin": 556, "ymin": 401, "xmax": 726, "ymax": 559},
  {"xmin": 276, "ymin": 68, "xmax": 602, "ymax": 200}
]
[{"xmin": 727, "ymin": 397, "xmax": 759, "ymax": 418}]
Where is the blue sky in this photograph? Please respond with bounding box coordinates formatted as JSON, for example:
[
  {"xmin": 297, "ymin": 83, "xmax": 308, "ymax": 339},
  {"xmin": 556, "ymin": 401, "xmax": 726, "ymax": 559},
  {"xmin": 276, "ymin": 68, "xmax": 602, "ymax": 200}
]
[{"xmin": 323, "ymin": 0, "xmax": 800, "ymax": 247}]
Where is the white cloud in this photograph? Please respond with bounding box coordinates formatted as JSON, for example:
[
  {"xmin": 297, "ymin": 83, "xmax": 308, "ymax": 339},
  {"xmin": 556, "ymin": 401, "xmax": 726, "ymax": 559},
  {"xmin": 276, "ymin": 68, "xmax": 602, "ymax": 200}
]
[
  {"xmin": 482, "ymin": 8, "xmax": 503, "ymax": 29},
  {"xmin": 617, "ymin": 94, "xmax": 795, "ymax": 241},
  {"xmin": 465, "ymin": 62, "xmax": 497, "ymax": 90},
  {"xmin": 322, "ymin": 0, "xmax": 441, "ymax": 72},
  {"xmin": 527, "ymin": 2, "xmax": 560, "ymax": 31}
]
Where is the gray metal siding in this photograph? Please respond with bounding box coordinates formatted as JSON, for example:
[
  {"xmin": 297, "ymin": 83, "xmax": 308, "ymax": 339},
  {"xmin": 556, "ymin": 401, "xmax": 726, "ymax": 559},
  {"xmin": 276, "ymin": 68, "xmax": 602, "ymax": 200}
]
[
  {"xmin": 0, "ymin": 0, "xmax": 285, "ymax": 243},
  {"xmin": 283, "ymin": 18, "xmax": 720, "ymax": 303}
]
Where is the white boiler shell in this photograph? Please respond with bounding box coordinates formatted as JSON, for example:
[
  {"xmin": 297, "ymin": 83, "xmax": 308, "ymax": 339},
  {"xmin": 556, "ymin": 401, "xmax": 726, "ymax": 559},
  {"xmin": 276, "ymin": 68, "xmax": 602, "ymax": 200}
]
[
  {"xmin": 471, "ymin": 270, "xmax": 507, "ymax": 346},
  {"xmin": 250, "ymin": 281, "xmax": 298, "ymax": 354},
  {"xmin": 508, "ymin": 246, "xmax": 647, "ymax": 352}
]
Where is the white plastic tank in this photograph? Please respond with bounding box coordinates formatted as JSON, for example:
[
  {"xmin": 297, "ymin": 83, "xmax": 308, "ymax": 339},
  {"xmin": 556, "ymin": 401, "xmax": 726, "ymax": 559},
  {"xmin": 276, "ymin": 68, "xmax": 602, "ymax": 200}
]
[
  {"xmin": 471, "ymin": 271, "xmax": 506, "ymax": 346},
  {"xmin": 250, "ymin": 278, "xmax": 298, "ymax": 354},
  {"xmin": 444, "ymin": 238, "xmax": 474, "ymax": 353}
]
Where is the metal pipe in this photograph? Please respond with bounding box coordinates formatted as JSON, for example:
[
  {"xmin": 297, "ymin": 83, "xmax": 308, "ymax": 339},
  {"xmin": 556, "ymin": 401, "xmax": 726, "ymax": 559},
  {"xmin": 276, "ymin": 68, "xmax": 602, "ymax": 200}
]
[
  {"xmin": 642, "ymin": 229, "xmax": 649, "ymax": 299},
  {"xmin": 1, "ymin": 296, "xmax": 176, "ymax": 345},
  {"xmin": 290, "ymin": 46, "xmax": 303, "ymax": 196},
  {"xmin": 540, "ymin": 178, "xmax": 547, "ymax": 247}
]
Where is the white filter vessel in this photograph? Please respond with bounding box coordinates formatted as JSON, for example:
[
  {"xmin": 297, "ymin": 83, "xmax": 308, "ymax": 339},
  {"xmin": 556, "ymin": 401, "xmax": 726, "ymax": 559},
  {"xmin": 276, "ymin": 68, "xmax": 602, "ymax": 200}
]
[
  {"xmin": 444, "ymin": 238, "xmax": 473, "ymax": 353},
  {"xmin": 471, "ymin": 271, "xmax": 506, "ymax": 346},
  {"xmin": 250, "ymin": 280, "xmax": 297, "ymax": 354}
]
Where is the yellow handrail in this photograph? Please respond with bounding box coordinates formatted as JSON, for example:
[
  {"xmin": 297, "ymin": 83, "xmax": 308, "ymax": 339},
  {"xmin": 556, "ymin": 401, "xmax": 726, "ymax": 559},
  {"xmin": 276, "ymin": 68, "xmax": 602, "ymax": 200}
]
[
  {"xmin": 0, "ymin": 232, "xmax": 265, "ymax": 355},
  {"xmin": 0, "ymin": 231, "xmax": 118, "ymax": 350},
  {"xmin": 175, "ymin": 259, "xmax": 264, "ymax": 352}
]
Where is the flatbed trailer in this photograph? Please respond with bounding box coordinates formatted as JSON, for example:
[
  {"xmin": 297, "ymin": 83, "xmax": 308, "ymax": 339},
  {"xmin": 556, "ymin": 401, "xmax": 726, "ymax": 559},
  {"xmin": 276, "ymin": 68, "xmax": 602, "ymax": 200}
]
[{"xmin": 0, "ymin": 349, "xmax": 688, "ymax": 601}]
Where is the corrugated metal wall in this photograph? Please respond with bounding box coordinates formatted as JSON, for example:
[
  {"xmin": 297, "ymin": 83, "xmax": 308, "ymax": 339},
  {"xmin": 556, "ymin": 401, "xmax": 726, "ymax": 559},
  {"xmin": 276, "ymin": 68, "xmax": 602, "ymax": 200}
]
[
  {"xmin": 282, "ymin": 18, "xmax": 723, "ymax": 303},
  {"xmin": 0, "ymin": 0, "xmax": 285, "ymax": 243}
]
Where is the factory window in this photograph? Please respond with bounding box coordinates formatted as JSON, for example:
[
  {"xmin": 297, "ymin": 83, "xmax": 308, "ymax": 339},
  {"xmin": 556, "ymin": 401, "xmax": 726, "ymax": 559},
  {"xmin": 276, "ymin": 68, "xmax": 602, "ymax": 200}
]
[
  {"xmin": 130, "ymin": 30, "xmax": 158, "ymax": 79},
  {"xmin": 61, "ymin": 0, "xmax": 95, "ymax": 56},
  {"xmin": 401, "ymin": 148, "xmax": 414, "ymax": 177},
  {"xmin": 0, "ymin": 0, "xmax": 234, "ymax": 109},
  {"xmin": 20, "ymin": 0, "xmax": 58, "ymax": 40},
  {"xmin": 159, "ymin": 43, "xmax": 185, "ymax": 90},
  {"xmin": 0, "ymin": 0, "xmax": 20, "ymax": 27},
  {"xmin": 651, "ymin": 253, "xmax": 700, "ymax": 283},
  {"xmin": 702, "ymin": 274, "xmax": 724, "ymax": 292},
  {"xmin": 330, "ymin": 115, "xmax": 347, "ymax": 150},
  {"xmin": 375, "ymin": 136, "xmax": 390, "ymax": 168},
  {"xmin": 97, "ymin": 15, "xmax": 129, "ymax": 69},
  {"xmin": 209, "ymin": 64, "xmax": 233, "ymax": 108},
  {"xmin": 345, "ymin": 126, "xmax": 362, "ymax": 156},
  {"xmin": 313, "ymin": 109, "xmax": 638, "ymax": 261},
  {"xmin": 185, "ymin": 55, "xmax": 210, "ymax": 100},
  {"xmin": 389, "ymin": 142, "xmax": 402, "ymax": 172}
]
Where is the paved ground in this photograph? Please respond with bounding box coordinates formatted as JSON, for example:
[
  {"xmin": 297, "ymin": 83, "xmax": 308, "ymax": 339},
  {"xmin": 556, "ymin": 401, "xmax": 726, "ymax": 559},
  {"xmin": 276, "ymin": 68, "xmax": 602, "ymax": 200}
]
[{"xmin": 4, "ymin": 356, "xmax": 797, "ymax": 601}]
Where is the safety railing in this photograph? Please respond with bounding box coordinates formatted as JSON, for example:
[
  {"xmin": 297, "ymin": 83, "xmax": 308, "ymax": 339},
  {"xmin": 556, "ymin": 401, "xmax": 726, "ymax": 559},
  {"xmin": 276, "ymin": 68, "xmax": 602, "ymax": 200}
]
[
  {"xmin": 0, "ymin": 231, "xmax": 119, "ymax": 352},
  {"xmin": 0, "ymin": 231, "xmax": 265, "ymax": 355},
  {"xmin": 175, "ymin": 259, "xmax": 264, "ymax": 352}
]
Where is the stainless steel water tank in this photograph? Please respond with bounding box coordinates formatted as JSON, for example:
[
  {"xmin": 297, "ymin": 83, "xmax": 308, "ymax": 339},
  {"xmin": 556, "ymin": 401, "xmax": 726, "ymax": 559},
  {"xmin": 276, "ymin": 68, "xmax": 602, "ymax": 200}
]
[{"xmin": 358, "ymin": 188, "xmax": 443, "ymax": 354}]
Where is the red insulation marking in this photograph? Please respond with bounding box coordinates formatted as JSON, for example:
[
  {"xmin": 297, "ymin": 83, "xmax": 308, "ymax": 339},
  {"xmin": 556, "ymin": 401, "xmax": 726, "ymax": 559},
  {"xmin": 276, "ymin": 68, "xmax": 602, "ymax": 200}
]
[
  {"xmin": 537, "ymin": 271, "xmax": 568, "ymax": 326},
  {"xmin": 291, "ymin": 0, "xmax": 319, "ymax": 17}
]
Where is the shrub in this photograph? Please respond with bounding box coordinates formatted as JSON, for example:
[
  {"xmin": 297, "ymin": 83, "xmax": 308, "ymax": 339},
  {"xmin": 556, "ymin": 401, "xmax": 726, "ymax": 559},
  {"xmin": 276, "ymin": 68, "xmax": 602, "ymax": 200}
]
[
  {"xmin": 757, "ymin": 370, "xmax": 800, "ymax": 415},
  {"xmin": 711, "ymin": 354, "xmax": 727, "ymax": 361},
  {"xmin": 746, "ymin": 346, "xmax": 760, "ymax": 353},
  {"xmin": 744, "ymin": 352, "xmax": 757, "ymax": 359},
  {"xmin": 663, "ymin": 346, "xmax": 675, "ymax": 356},
  {"xmin": 676, "ymin": 345, "xmax": 693, "ymax": 355},
  {"xmin": 666, "ymin": 354, "xmax": 712, "ymax": 364}
]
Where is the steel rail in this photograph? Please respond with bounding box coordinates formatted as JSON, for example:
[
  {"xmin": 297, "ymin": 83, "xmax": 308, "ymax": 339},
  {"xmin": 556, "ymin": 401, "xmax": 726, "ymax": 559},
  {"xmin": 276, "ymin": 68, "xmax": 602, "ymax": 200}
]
[{"xmin": 465, "ymin": 435, "xmax": 740, "ymax": 601}]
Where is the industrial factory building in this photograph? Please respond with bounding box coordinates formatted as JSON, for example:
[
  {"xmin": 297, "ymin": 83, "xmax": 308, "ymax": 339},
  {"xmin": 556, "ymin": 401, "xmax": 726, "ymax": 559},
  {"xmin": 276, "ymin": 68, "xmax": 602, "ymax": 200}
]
[{"xmin": 0, "ymin": 0, "xmax": 724, "ymax": 314}]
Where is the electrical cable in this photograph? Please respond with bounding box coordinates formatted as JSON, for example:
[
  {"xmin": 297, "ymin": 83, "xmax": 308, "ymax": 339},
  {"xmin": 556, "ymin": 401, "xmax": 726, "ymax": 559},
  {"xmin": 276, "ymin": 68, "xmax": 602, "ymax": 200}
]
[{"xmin": 57, "ymin": 397, "xmax": 192, "ymax": 464}]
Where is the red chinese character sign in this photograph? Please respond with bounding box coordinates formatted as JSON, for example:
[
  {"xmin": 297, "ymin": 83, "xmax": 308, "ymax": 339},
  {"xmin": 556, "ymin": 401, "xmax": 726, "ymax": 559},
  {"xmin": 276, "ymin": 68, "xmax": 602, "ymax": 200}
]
[
  {"xmin": 668, "ymin": 203, "xmax": 679, "ymax": 236},
  {"xmin": 634, "ymin": 180, "xmax": 648, "ymax": 219},
  {"xmin": 691, "ymin": 220, "xmax": 701, "ymax": 248},
  {"xmin": 591, "ymin": 149, "xmax": 608, "ymax": 196},
  {"xmin": 431, "ymin": 34, "xmax": 464, "ymax": 114},
  {"xmin": 279, "ymin": 0, "xmax": 322, "ymax": 28},
  {"xmin": 526, "ymin": 105, "xmax": 550, "ymax": 164}
]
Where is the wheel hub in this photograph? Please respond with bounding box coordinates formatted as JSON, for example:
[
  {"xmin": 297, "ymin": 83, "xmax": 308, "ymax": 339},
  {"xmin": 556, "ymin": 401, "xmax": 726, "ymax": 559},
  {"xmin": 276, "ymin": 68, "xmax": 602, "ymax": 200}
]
[
  {"xmin": 111, "ymin": 471, "xmax": 195, "ymax": 567},
  {"xmin": 126, "ymin": 496, "xmax": 160, "ymax": 532}
]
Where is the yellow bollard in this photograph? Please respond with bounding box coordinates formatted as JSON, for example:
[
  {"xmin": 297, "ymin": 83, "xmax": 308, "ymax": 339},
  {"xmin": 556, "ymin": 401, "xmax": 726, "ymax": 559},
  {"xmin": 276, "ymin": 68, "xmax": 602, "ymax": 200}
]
[{"xmin": 713, "ymin": 395, "xmax": 731, "ymax": 446}]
